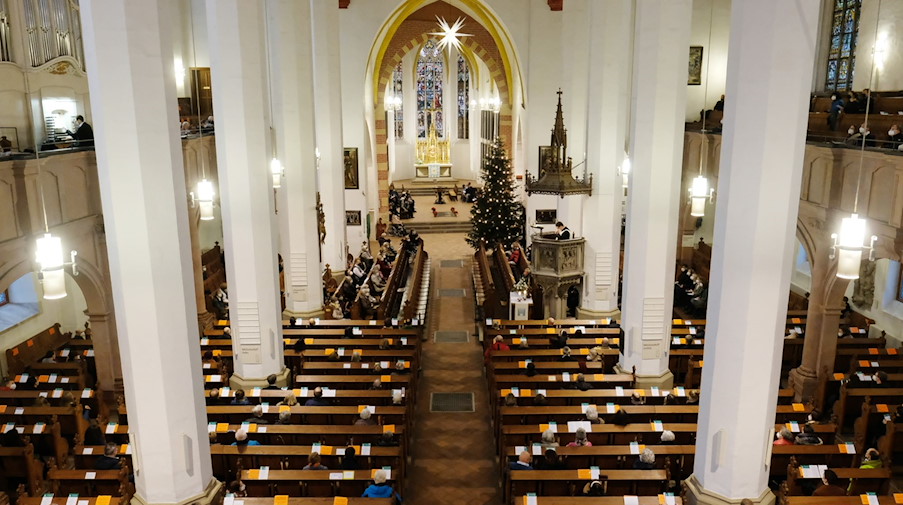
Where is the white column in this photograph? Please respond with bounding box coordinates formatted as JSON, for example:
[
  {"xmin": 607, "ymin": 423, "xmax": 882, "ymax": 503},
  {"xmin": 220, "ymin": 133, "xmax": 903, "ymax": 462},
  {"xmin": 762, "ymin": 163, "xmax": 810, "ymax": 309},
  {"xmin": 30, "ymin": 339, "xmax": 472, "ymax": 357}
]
[
  {"xmin": 579, "ymin": 0, "xmax": 632, "ymax": 316},
  {"xmin": 686, "ymin": 1, "xmax": 821, "ymax": 503},
  {"xmin": 619, "ymin": 0, "xmax": 691, "ymax": 386},
  {"xmin": 79, "ymin": 1, "xmax": 218, "ymax": 504},
  {"xmin": 206, "ymin": 0, "xmax": 286, "ymax": 386},
  {"xmin": 310, "ymin": 0, "xmax": 347, "ymax": 268},
  {"xmin": 268, "ymin": 0, "xmax": 323, "ymax": 316}
]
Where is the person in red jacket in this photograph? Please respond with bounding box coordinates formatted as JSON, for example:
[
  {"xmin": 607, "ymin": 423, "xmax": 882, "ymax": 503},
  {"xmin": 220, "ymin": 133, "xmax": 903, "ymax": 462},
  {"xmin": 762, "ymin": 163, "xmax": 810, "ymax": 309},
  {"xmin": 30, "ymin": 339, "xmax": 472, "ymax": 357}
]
[{"xmin": 484, "ymin": 335, "xmax": 510, "ymax": 364}]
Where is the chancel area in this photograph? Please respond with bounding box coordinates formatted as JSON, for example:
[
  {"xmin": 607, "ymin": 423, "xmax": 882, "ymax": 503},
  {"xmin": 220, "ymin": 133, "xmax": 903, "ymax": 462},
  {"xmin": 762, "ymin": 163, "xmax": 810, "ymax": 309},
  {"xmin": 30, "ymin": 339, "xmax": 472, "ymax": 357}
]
[{"xmin": 4, "ymin": 0, "xmax": 903, "ymax": 504}]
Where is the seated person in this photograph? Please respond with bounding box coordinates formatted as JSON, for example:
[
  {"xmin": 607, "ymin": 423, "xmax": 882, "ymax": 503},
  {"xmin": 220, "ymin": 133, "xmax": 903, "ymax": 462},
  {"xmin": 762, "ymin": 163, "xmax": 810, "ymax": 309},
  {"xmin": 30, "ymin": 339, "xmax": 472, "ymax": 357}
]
[
  {"xmin": 231, "ymin": 389, "xmax": 251, "ymax": 405},
  {"xmin": 812, "ymin": 469, "xmax": 846, "ymax": 496},
  {"xmin": 305, "ymin": 387, "xmax": 330, "ymax": 406},
  {"xmin": 539, "ymin": 449, "xmax": 566, "ymax": 470},
  {"xmin": 888, "ymin": 125, "xmax": 903, "ymax": 147},
  {"xmin": 773, "ymin": 428, "xmax": 795, "ymax": 445},
  {"xmin": 362, "ymin": 469, "xmax": 402, "ymax": 501},
  {"xmin": 341, "ymin": 446, "xmax": 360, "ymax": 470},
  {"xmin": 355, "ymin": 409, "xmax": 376, "ymax": 426},
  {"xmin": 94, "ymin": 443, "xmax": 121, "ymax": 470},
  {"xmin": 860, "ymin": 448, "xmax": 883, "ymax": 468},
  {"xmin": 232, "ymin": 429, "xmax": 260, "ymax": 446},
  {"xmin": 264, "ymin": 374, "xmax": 280, "ymax": 390},
  {"xmin": 633, "ymin": 448, "xmax": 656, "ymax": 469},
  {"xmin": 583, "ymin": 480, "xmax": 606, "ymax": 496},
  {"xmin": 303, "ymin": 452, "xmax": 328, "ymax": 470},
  {"xmin": 795, "ymin": 424, "xmax": 823, "ymax": 445},
  {"xmin": 567, "ymin": 428, "xmax": 592, "ymax": 447},
  {"xmin": 243, "ymin": 404, "xmax": 269, "ymax": 425},
  {"xmin": 508, "ymin": 450, "xmax": 534, "ymax": 470}
]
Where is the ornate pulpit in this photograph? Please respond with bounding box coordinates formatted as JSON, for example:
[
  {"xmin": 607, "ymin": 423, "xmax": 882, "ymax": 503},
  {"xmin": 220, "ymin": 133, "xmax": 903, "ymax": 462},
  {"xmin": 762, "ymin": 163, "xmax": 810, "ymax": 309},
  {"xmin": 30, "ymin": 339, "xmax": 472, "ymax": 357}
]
[{"xmin": 530, "ymin": 233, "xmax": 585, "ymax": 318}]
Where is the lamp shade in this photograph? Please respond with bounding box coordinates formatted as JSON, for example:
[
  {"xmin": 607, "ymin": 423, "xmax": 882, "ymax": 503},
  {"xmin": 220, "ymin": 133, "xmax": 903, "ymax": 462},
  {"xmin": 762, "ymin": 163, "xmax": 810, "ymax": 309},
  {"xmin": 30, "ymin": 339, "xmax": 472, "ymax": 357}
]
[
  {"xmin": 35, "ymin": 233, "xmax": 66, "ymax": 300},
  {"xmin": 689, "ymin": 175, "xmax": 710, "ymax": 217},
  {"xmin": 270, "ymin": 157, "xmax": 283, "ymax": 189},
  {"xmin": 197, "ymin": 179, "xmax": 215, "ymax": 221},
  {"xmin": 835, "ymin": 214, "xmax": 867, "ymax": 279}
]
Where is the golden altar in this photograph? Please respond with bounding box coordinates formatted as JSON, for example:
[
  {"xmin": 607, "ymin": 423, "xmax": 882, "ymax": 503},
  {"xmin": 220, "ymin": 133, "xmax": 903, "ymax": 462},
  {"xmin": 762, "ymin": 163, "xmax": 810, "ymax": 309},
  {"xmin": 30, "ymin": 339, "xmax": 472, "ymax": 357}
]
[{"xmin": 415, "ymin": 123, "xmax": 452, "ymax": 179}]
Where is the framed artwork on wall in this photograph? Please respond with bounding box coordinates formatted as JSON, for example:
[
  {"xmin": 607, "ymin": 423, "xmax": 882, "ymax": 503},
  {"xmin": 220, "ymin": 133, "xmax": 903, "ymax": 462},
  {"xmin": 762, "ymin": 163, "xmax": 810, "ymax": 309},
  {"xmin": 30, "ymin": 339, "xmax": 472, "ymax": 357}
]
[
  {"xmin": 536, "ymin": 209, "xmax": 557, "ymax": 224},
  {"xmin": 688, "ymin": 46, "xmax": 703, "ymax": 85},
  {"xmin": 344, "ymin": 147, "xmax": 359, "ymax": 189},
  {"xmin": 345, "ymin": 210, "xmax": 362, "ymax": 226}
]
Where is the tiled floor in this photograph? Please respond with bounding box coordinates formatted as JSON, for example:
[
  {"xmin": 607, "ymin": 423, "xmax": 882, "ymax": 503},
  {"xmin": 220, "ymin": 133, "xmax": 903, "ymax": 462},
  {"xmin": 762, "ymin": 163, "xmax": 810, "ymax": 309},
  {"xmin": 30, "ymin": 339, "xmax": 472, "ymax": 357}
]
[{"xmin": 404, "ymin": 232, "xmax": 502, "ymax": 505}]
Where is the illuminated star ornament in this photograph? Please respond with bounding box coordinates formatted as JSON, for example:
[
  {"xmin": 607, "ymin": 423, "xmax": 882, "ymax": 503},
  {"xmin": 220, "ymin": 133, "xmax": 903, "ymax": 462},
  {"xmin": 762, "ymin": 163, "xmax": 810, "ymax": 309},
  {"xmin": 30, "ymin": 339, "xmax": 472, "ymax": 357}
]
[{"xmin": 430, "ymin": 17, "xmax": 472, "ymax": 53}]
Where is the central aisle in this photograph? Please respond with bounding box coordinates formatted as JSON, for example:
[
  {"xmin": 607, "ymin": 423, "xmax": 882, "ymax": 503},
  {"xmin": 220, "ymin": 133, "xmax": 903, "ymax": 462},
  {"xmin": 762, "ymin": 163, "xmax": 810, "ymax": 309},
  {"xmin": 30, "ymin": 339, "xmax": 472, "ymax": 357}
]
[{"xmin": 405, "ymin": 232, "xmax": 502, "ymax": 505}]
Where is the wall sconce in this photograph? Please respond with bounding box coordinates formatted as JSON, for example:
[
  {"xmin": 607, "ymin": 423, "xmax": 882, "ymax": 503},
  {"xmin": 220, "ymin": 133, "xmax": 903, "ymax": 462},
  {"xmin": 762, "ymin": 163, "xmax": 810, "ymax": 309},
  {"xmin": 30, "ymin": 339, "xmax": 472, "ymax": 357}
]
[
  {"xmin": 190, "ymin": 179, "xmax": 216, "ymax": 221},
  {"xmin": 270, "ymin": 157, "xmax": 284, "ymax": 189},
  {"xmin": 35, "ymin": 233, "xmax": 78, "ymax": 300},
  {"xmin": 831, "ymin": 214, "xmax": 877, "ymax": 279}
]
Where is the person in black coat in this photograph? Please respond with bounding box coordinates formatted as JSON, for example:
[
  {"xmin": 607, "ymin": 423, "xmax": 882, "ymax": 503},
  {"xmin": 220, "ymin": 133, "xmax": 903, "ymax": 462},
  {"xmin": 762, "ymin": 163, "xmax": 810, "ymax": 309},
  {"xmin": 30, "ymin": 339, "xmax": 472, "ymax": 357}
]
[
  {"xmin": 66, "ymin": 115, "xmax": 94, "ymax": 147},
  {"xmin": 94, "ymin": 443, "xmax": 122, "ymax": 470},
  {"xmin": 509, "ymin": 450, "xmax": 534, "ymax": 470}
]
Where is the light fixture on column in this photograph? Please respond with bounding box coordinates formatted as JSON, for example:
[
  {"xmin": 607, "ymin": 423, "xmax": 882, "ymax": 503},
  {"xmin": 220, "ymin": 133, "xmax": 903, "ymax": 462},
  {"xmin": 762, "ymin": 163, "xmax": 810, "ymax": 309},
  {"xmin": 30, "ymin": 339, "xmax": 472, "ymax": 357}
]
[
  {"xmin": 34, "ymin": 157, "xmax": 78, "ymax": 300},
  {"xmin": 479, "ymin": 97, "xmax": 501, "ymax": 113},
  {"xmin": 385, "ymin": 94, "xmax": 402, "ymax": 112},
  {"xmin": 270, "ymin": 157, "xmax": 284, "ymax": 189},
  {"xmin": 688, "ymin": 175, "xmax": 713, "ymax": 217},
  {"xmin": 830, "ymin": 5, "xmax": 882, "ymax": 281},
  {"xmin": 618, "ymin": 153, "xmax": 631, "ymax": 189},
  {"xmin": 687, "ymin": 2, "xmax": 716, "ymax": 218},
  {"xmin": 194, "ymin": 179, "xmax": 216, "ymax": 220}
]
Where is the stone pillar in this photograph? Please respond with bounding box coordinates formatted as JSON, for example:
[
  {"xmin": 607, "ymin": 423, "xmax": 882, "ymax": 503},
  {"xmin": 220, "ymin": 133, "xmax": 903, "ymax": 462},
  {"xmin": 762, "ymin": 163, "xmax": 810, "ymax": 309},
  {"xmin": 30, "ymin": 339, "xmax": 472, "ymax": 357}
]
[
  {"xmin": 578, "ymin": 0, "xmax": 631, "ymax": 318},
  {"xmin": 188, "ymin": 205, "xmax": 216, "ymax": 332},
  {"xmin": 268, "ymin": 0, "xmax": 324, "ymax": 317},
  {"xmin": 684, "ymin": 1, "xmax": 821, "ymax": 503},
  {"xmin": 618, "ymin": 0, "xmax": 692, "ymax": 387},
  {"xmin": 84, "ymin": 311, "xmax": 121, "ymax": 395},
  {"xmin": 79, "ymin": 1, "xmax": 220, "ymax": 504},
  {"xmin": 206, "ymin": 0, "xmax": 288, "ymax": 388},
  {"xmin": 310, "ymin": 1, "xmax": 347, "ymax": 268},
  {"xmin": 788, "ymin": 245, "xmax": 851, "ymax": 404}
]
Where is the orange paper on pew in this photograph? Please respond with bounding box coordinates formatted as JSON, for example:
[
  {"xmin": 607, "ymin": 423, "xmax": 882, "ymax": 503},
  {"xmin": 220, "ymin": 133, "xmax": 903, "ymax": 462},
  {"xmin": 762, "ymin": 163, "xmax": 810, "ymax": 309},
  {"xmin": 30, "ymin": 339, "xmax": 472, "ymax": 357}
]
[
  {"xmin": 579, "ymin": 348, "xmax": 589, "ymax": 355},
  {"xmin": 792, "ymin": 318, "xmax": 802, "ymax": 324},
  {"xmin": 513, "ymin": 338, "xmax": 522, "ymax": 344},
  {"xmin": 382, "ymin": 424, "xmax": 396, "ymax": 433},
  {"xmin": 593, "ymin": 374, "xmax": 605, "ymax": 381},
  {"xmin": 333, "ymin": 498, "xmax": 349, "ymax": 505},
  {"xmin": 27, "ymin": 339, "xmax": 34, "ymax": 347},
  {"xmin": 878, "ymin": 404, "xmax": 890, "ymax": 413},
  {"xmin": 889, "ymin": 348, "xmax": 899, "ymax": 355},
  {"xmin": 324, "ymin": 348, "xmax": 335, "ymax": 355},
  {"xmin": 0, "ymin": 406, "xmax": 5, "ymax": 413},
  {"xmin": 304, "ymin": 338, "xmax": 314, "ymax": 345},
  {"xmin": 546, "ymin": 328, "xmax": 555, "ymax": 334},
  {"xmin": 279, "ymin": 406, "xmax": 291, "ymax": 413},
  {"xmin": 893, "ymin": 493, "xmax": 903, "ymax": 504},
  {"xmin": 520, "ymin": 389, "xmax": 532, "ymax": 396},
  {"xmin": 38, "ymin": 375, "xmax": 50, "ymax": 383},
  {"xmin": 859, "ymin": 360, "xmax": 871, "ymax": 367},
  {"xmin": 577, "ymin": 469, "xmax": 592, "ymax": 479},
  {"xmin": 11, "ymin": 348, "xmax": 18, "ymax": 356},
  {"xmin": 212, "ymin": 350, "xmax": 222, "ymax": 357},
  {"xmin": 248, "ymin": 469, "xmax": 260, "ymax": 480},
  {"xmin": 501, "ymin": 389, "xmax": 512, "ymax": 397},
  {"xmin": 216, "ymin": 423, "xmax": 229, "ymax": 433},
  {"xmin": 861, "ymin": 496, "xmax": 872, "ymax": 505},
  {"xmin": 381, "ymin": 375, "xmax": 392, "ymax": 383},
  {"xmin": 274, "ymin": 496, "xmax": 289, "ymax": 505},
  {"xmin": 673, "ymin": 319, "xmax": 682, "ymax": 325},
  {"xmin": 792, "ymin": 403, "xmax": 805, "ymax": 412},
  {"xmin": 248, "ymin": 424, "xmax": 258, "ymax": 433},
  {"xmin": 96, "ymin": 496, "xmax": 111, "ymax": 505},
  {"xmin": 595, "ymin": 338, "xmax": 607, "ymax": 344},
  {"xmin": 698, "ymin": 360, "xmax": 704, "ymax": 367},
  {"xmin": 869, "ymin": 348, "xmax": 879, "ymax": 355},
  {"xmin": 319, "ymin": 445, "xmax": 334, "ymax": 455},
  {"xmin": 518, "ymin": 361, "xmax": 527, "ymax": 369},
  {"xmin": 293, "ymin": 389, "xmax": 302, "ymax": 396},
  {"xmin": 834, "ymin": 373, "xmax": 845, "ymax": 380},
  {"xmin": 119, "ymin": 444, "xmax": 128, "ymax": 454}
]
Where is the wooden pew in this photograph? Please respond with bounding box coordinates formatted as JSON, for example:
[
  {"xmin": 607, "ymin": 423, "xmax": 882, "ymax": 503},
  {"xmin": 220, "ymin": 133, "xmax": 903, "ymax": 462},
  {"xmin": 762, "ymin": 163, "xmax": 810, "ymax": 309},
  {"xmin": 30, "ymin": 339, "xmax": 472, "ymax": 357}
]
[
  {"xmin": 401, "ymin": 244, "xmax": 428, "ymax": 321},
  {"xmin": 238, "ymin": 469, "xmax": 396, "ymax": 498},
  {"xmin": 18, "ymin": 498, "xmax": 122, "ymax": 505},
  {"xmin": 2, "ymin": 420, "xmax": 70, "ymax": 464},
  {"xmin": 206, "ymin": 389, "xmax": 407, "ymax": 407},
  {"xmin": 834, "ymin": 385, "xmax": 903, "ymax": 431},
  {"xmin": 498, "ymin": 405, "xmax": 813, "ymax": 426},
  {"xmin": 238, "ymin": 500, "xmax": 391, "ymax": 505},
  {"xmin": 0, "ymin": 444, "xmax": 43, "ymax": 495},
  {"xmin": 377, "ymin": 243, "xmax": 412, "ymax": 321},
  {"xmin": 475, "ymin": 241, "xmax": 502, "ymax": 319},
  {"xmin": 5, "ymin": 324, "xmax": 67, "ymax": 375},
  {"xmin": 783, "ymin": 457, "xmax": 890, "ymax": 495},
  {"xmin": 46, "ymin": 468, "xmax": 129, "ymax": 497},
  {"xmin": 208, "ymin": 424, "xmax": 406, "ymax": 450},
  {"xmin": 508, "ymin": 469, "xmax": 669, "ymax": 500},
  {"xmin": 209, "ymin": 445, "xmax": 402, "ymax": 484},
  {"xmin": 511, "ymin": 499, "xmax": 681, "ymax": 505}
]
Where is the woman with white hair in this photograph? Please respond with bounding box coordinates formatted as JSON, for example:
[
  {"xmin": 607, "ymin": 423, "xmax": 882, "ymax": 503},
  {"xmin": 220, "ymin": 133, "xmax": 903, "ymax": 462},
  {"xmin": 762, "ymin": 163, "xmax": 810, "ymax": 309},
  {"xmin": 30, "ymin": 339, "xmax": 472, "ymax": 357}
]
[
  {"xmin": 584, "ymin": 405, "xmax": 603, "ymax": 424},
  {"xmin": 392, "ymin": 390, "xmax": 403, "ymax": 405},
  {"xmin": 362, "ymin": 469, "xmax": 402, "ymax": 500},
  {"xmin": 633, "ymin": 448, "xmax": 656, "ymax": 469},
  {"xmin": 566, "ymin": 427, "xmax": 592, "ymax": 447},
  {"xmin": 660, "ymin": 430, "xmax": 676, "ymax": 444},
  {"xmin": 355, "ymin": 408, "xmax": 376, "ymax": 425},
  {"xmin": 540, "ymin": 428, "xmax": 559, "ymax": 451}
]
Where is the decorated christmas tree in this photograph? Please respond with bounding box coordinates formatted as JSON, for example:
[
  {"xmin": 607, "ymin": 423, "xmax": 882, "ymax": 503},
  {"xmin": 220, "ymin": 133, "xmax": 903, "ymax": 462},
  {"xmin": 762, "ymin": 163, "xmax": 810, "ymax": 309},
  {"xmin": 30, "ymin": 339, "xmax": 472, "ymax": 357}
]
[{"xmin": 466, "ymin": 137, "xmax": 524, "ymax": 249}]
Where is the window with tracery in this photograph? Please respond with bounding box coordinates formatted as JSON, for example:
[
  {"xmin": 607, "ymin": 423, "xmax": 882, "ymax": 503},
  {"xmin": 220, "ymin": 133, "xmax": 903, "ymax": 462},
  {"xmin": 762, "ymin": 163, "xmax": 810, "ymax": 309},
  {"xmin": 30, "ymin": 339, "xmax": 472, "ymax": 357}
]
[
  {"xmin": 826, "ymin": 0, "xmax": 861, "ymax": 92},
  {"xmin": 392, "ymin": 63, "xmax": 404, "ymax": 139},
  {"xmin": 416, "ymin": 40, "xmax": 444, "ymax": 138},
  {"xmin": 457, "ymin": 55, "xmax": 470, "ymax": 139}
]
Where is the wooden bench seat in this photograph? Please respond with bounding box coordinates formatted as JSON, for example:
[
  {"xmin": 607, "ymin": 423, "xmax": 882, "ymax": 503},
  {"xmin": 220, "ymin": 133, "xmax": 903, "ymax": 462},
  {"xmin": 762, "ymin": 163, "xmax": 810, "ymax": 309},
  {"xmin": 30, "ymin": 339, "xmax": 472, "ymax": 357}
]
[
  {"xmin": 0, "ymin": 405, "xmax": 85, "ymax": 436},
  {"xmin": 784, "ymin": 462, "xmax": 890, "ymax": 495},
  {"xmin": 18, "ymin": 497, "xmax": 121, "ymax": 505},
  {"xmin": 46, "ymin": 468, "xmax": 129, "ymax": 497},
  {"xmin": 0, "ymin": 444, "xmax": 43, "ymax": 495},
  {"xmin": 185, "ymin": 405, "xmax": 407, "ymax": 427},
  {"xmin": 205, "ymin": 389, "xmax": 406, "ymax": 407},
  {"xmin": 238, "ymin": 469, "xmax": 396, "ymax": 498},
  {"xmin": 510, "ymin": 498, "xmax": 680, "ymax": 505},
  {"xmin": 508, "ymin": 469, "xmax": 669, "ymax": 499},
  {"xmin": 498, "ymin": 404, "xmax": 812, "ymax": 425},
  {"xmin": 292, "ymin": 375, "xmax": 411, "ymax": 390},
  {"xmin": 239, "ymin": 499, "xmax": 392, "ymax": 505},
  {"xmin": 208, "ymin": 424, "xmax": 406, "ymax": 448}
]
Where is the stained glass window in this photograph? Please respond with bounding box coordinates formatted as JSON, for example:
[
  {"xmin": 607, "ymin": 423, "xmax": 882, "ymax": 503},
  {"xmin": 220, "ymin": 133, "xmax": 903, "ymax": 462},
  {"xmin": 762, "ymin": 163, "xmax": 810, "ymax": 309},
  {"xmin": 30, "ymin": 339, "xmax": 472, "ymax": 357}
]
[
  {"xmin": 457, "ymin": 55, "xmax": 470, "ymax": 139},
  {"xmin": 825, "ymin": 0, "xmax": 861, "ymax": 92},
  {"xmin": 416, "ymin": 40, "xmax": 444, "ymax": 138},
  {"xmin": 392, "ymin": 63, "xmax": 403, "ymax": 139}
]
